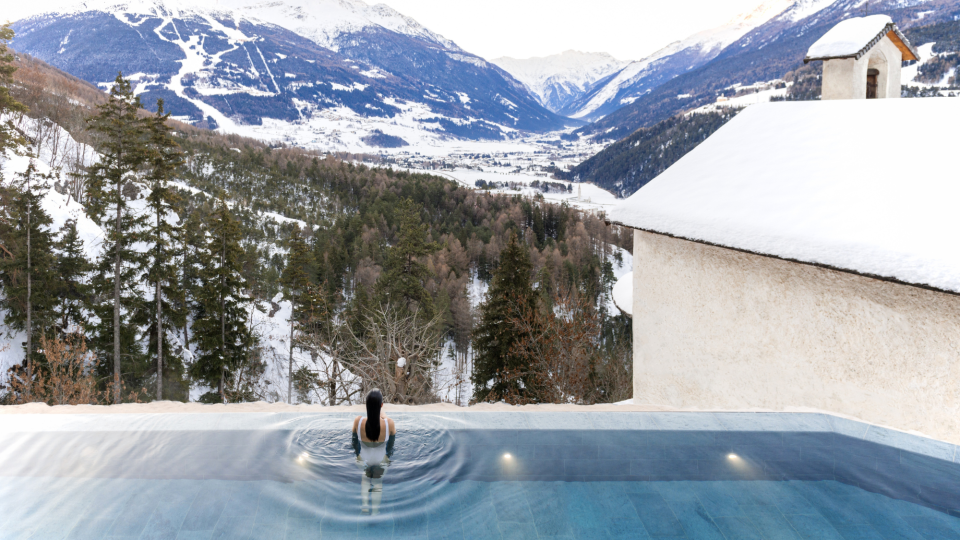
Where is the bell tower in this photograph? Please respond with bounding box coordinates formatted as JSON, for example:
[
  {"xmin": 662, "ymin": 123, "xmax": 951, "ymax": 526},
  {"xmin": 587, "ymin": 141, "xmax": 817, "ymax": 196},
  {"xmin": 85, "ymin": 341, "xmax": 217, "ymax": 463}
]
[{"xmin": 804, "ymin": 15, "xmax": 918, "ymax": 100}]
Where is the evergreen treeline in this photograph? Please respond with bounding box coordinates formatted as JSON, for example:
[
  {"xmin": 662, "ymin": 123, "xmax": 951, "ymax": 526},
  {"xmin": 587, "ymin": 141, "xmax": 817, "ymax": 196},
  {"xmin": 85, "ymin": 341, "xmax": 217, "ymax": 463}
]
[
  {"xmin": 903, "ymin": 20, "xmax": 960, "ymax": 55},
  {"xmin": 559, "ymin": 109, "xmax": 740, "ymax": 198},
  {"xmin": 0, "ymin": 37, "xmax": 634, "ymax": 406}
]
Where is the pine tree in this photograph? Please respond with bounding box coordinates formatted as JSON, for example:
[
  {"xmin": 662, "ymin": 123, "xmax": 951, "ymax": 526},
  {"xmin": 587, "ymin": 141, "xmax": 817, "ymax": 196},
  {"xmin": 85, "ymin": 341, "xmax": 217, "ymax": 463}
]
[
  {"xmin": 0, "ymin": 162, "xmax": 57, "ymax": 399},
  {"xmin": 52, "ymin": 219, "xmax": 91, "ymax": 334},
  {"xmin": 279, "ymin": 224, "xmax": 316, "ymax": 404},
  {"xmin": 84, "ymin": 73, "xmax": 150, "ymax": 402},
  {"xmin": 190, "ymin": 196, "xmax": 253, "ymax": 402},
  {"xmin": 137, "ymin": 99, "xmax": 187, "ymax": 401},
  {"xmin": 471, "ymin": 231, "xmax": 538, "ymax": 402},
  {"xmin": 180, "ymin": 208, "xmax": 208, "ymax": 357},
  {"xmin": 374, "ymin": 198, "xmax": 440, "ymax": 318},
  {"xmin": 0, "ymin": 24, "xmax": 27, "ymax": 159}
]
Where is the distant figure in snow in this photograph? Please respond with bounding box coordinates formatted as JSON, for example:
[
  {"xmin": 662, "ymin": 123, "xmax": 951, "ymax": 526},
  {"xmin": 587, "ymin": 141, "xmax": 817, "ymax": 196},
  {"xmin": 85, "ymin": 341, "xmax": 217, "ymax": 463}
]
[{"xmin": 352, "ymin": 389, "xmax": 396, "ymax": 514}]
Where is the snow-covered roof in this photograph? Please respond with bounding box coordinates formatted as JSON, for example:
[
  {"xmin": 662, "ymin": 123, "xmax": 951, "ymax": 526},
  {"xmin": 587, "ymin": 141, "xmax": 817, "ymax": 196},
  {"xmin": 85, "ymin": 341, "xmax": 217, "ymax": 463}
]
[
  {"xmin": 804, "ymin": 15, "xmax": 918, "ymax": 62},
  {"xmin": 608, "ymin": 98, "xmax": 960, "ymax": 293}
]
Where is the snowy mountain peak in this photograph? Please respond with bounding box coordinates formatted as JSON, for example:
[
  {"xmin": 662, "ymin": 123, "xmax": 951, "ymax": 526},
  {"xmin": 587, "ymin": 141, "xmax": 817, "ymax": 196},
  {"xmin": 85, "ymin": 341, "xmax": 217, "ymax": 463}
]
[
  {"xmin": 25, "ymin": 0, "xmax": 460, "ymax": 52},
  {"xmin": 220, "ymin": 0, "xmax": 460, "ymax": 51},
  {"xmin": 490, "ymin": 51, "xmax": 628, "ymax": 114}
]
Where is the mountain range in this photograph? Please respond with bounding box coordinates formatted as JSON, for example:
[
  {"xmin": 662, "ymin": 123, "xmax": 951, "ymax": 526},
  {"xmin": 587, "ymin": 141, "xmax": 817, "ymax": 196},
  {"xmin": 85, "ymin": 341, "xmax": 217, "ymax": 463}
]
[
  {"xmin": 11, "ymin": 0, "xmax": 572, "ymax": 142},
  {"xmin": 9, "ymin": 0, "xmax": 960, "ymax": 151},
  {"xmin": 490, "ymin": 51, "xmax": 628, "ymax": 117}
]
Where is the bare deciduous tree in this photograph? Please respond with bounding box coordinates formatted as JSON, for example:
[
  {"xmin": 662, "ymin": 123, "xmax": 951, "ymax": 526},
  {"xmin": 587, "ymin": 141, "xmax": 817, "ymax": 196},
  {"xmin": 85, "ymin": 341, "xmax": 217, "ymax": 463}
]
[
  {"xmin": 502, "ymin": 289, "xmax": 632, "ymax": 405},
  {"xmin": 341, "ymin": 304, "xmax": 446, "ymax": 404},
  {"xmin": 293, "ymin": 303, "xmax": 450, "ymax": 405},
  {"xmin": 7, "ymin": 332, "xmax": 103, "ymax": 405}
]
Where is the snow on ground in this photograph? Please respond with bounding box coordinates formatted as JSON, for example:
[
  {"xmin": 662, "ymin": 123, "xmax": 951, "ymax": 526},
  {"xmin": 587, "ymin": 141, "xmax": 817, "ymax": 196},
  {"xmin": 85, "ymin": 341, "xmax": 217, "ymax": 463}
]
[
  {"xmin": 0, "ymin": 150, "xmax": 104, "ymax": 378},
  {"xmin": 902, "ymin": 43, "xmax": 935, "ymax": 86},
  {"xmin": 245, "ymin": 294, "xmax": 300, "ymax": 404},
  {"xmin": 609, "ymin": 98, "xmax": 960, "ymax": 293},
  {"xmin": 694, "ymin": 81, "xmax": 789, "ymax": 114},
  {"xmin": 261, "ymin": 211, "xmax": 309, "ymax": 229},
  {"xmin": 902, "ymin": 42, "xmax": 960, "ymax": 94},
  {"xmin": 215, "ymin": 99, "xmax": 551, "ymax": 156},
  {"xmin": 604, "ymin": 247, "xmax": 632, "ymax": 316},
  {"xmin": 612, "ymin": 271, "xmax": 633, "ymax": 316},
  {"xmin": 436, "ymin": 167, "xmax": 619, "ymax": 214}
]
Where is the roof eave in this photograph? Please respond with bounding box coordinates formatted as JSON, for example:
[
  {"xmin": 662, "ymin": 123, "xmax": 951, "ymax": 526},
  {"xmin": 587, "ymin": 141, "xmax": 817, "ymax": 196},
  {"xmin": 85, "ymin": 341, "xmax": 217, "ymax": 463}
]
[{"xmin": 608, "ymin": 221, "xmax": 960, "ymax": 297}]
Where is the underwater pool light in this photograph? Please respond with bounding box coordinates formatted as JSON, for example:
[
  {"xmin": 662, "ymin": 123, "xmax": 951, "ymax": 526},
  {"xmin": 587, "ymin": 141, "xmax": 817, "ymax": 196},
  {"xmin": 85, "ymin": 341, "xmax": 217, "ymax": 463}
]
[
  {"xmin": 503, "ymin": 453, "xmax": 512, "ymax": 460},
  {"xmin": 727, "ymin": 453, "xmax": 739, "ymax": 460}
]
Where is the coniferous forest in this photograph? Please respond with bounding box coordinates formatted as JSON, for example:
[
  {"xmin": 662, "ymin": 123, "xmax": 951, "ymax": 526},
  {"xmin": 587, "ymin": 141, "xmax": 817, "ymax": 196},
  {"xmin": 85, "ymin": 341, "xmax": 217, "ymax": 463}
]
[{"xmin": 0, "ymin": 29, "xmax": 634, "ymax": 407}]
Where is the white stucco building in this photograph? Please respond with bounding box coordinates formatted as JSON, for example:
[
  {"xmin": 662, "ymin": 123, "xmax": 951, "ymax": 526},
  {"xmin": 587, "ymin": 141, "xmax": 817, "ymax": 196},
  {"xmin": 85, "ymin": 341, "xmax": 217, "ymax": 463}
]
[
  {"xmin": 608, "ymin": 18, "xmax": 960, "ymax": 443},
  {"xmin": 804, "ymin": 15, "xmax": 918, "ymax": 100}
]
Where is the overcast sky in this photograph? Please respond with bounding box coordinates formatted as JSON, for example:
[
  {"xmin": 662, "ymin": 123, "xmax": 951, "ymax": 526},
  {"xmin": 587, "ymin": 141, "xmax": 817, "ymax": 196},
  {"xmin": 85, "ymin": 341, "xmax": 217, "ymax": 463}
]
[
  {"xmin": 4, "ymin": 0, "xmax": 771, "ymax": 61},
  {"xmin": 386, "ymin": 0, "xmax": 770, "ymax": 60}
]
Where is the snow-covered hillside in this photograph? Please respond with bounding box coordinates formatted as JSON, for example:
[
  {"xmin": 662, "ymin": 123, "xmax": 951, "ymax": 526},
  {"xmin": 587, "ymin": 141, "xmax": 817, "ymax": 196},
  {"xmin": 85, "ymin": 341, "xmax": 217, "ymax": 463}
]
[
  {"xmin": 490, "ymin": 51, "xmax": 628, "ymax": 116},
  {"xmin": 568, "ymin": 0, "xmax": 794, "ymax": 121},
  {"xmin": 0, "ymin": 118, "xmax": 308, "ymax": 403}
]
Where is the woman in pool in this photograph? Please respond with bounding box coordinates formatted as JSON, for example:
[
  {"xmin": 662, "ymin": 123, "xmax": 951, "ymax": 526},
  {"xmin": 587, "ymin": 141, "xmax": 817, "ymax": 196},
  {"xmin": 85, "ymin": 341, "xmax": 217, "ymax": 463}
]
[{"xmin": 352, "ymin": 389, "xmax": 396, "ymax": 514}]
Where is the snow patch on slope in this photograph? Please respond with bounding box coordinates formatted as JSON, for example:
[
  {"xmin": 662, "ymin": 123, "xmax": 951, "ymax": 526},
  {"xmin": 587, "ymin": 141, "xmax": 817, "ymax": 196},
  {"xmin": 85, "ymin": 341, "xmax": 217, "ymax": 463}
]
[{"xmin": 612, "ymin": 271, "xmax": 632, "ymax": 316}]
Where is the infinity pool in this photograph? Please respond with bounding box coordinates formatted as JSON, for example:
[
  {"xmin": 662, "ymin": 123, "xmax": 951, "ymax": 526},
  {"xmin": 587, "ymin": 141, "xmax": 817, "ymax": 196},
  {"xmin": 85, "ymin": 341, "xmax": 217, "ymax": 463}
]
[{"xmin": 1, "ymin": 412, "xmax": 959, "ymax": 539}]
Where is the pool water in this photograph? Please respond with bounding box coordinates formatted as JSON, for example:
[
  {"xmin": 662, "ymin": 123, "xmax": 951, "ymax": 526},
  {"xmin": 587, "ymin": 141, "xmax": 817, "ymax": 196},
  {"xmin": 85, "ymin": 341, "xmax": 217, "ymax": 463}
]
[
  {"xmin": 2, "ymin": 477, "xmax": 960, "ymax": 539},
  {"xmin": 2, "ymin": 414, "xmax": 960, "ymax": 539}
]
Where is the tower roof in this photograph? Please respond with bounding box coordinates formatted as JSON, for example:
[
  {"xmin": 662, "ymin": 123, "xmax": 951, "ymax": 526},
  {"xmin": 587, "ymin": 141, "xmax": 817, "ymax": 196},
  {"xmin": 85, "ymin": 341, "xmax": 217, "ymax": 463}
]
[{"xmin": 804, "ymin": 15, "xmax": 918, "ymax": 63}]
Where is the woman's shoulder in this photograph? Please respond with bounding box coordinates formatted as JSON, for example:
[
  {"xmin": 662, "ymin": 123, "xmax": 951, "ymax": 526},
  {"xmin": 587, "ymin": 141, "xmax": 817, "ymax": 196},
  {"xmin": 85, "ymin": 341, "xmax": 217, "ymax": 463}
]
[{"xmin": 352, "ymin": 416, "xmax": 362, "ymax": 430}]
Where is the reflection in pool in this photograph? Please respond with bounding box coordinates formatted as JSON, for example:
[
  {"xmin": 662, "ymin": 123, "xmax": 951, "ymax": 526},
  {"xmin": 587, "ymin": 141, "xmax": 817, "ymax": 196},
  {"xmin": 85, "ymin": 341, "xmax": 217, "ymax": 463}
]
[{"xmin": 2, "ymin": 417, "xmax": 960, "ymax": 539}]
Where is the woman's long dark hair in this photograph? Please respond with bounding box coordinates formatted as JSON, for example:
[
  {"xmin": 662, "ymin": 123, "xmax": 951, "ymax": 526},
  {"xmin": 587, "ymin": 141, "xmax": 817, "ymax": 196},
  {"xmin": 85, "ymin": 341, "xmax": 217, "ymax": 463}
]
[{"xmin": 365, "ymin": 389, "xmax": 383, "ymax": 441}]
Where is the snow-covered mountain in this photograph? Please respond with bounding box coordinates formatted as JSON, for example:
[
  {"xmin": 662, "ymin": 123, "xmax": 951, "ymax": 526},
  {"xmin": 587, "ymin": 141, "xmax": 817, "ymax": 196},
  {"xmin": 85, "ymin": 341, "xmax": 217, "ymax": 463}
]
[
  {"xmin": 218, "ymin": 0, "xmax": 461, "ymax": 52},
  {"xmin": 490, "ymin": 51, "xmax": 628, "ymax": 116},
  {"xmin": 566, "ymin": 0, "xmax": 795, "ymax": 121},
  {"xmin": 11, "ymin": 0, "xmax": 570, "ymax": 144}
]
